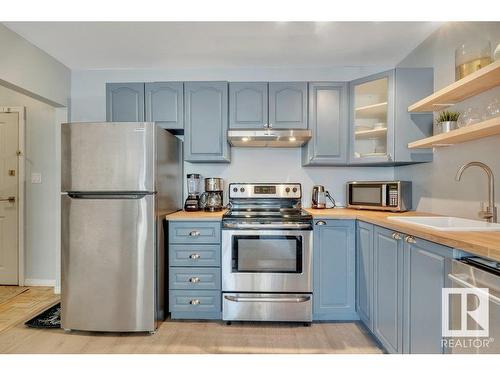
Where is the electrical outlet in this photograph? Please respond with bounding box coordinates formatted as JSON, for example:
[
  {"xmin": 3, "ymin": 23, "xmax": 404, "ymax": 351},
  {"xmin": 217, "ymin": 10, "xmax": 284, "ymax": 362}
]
[{"xmin": 31, "ymin": 172, "xmax": 42, "ymax": 184}]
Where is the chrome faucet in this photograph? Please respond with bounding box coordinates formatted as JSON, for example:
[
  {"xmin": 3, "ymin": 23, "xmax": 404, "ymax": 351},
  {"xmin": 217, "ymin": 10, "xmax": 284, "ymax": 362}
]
[{"xmin": 455, "ymin": 161, "xmax": 497, "ymax": 223}]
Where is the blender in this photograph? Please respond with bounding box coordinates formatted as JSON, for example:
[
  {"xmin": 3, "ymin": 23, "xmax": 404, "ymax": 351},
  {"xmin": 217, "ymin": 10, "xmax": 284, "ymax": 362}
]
[{"xmin": 184, "ymin": 174, "xmax": 202, "ymax": 211}]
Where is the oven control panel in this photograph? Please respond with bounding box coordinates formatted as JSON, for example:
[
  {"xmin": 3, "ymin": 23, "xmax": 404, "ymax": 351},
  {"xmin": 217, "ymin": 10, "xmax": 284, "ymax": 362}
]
[{"xmin": 229, "ymin": 183, "xmax": 301, "ymax": 199}]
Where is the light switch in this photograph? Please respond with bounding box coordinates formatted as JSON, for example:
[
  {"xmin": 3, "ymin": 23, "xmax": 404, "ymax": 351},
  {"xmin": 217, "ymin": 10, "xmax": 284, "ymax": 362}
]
[{"xmin": 31, "ymin": 172, "xmax": 42, "ymax": 184}]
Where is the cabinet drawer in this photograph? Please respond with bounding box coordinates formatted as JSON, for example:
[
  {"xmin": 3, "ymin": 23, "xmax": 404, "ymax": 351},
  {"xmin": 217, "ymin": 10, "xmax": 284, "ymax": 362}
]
[
  {"xmin": 169, "ymin": 267, "xmax": 221, "ymax": 290},
  {"xmin": 169, "ymin": 290, "xmax": 221, "ymax": 320},
  {"xmin": 169, "ymin": 244, "xmax": 221, "ymax": 267},
  {"xmin": 169, "ymin": 221, "xmax": 221, "ymax": 244}
]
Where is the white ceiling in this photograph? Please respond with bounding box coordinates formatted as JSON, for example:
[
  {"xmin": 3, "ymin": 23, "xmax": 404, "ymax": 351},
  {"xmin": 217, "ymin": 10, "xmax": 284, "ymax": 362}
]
[{"xmin": 3, "ymin": 22, "xmax": 441, "ymax": 70}]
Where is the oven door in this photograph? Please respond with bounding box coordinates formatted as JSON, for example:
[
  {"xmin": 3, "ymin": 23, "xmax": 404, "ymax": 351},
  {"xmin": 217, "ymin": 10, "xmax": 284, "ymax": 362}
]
[{"xmin": 222, "ymin": 229, "xmax": 312, "ymax": 293}]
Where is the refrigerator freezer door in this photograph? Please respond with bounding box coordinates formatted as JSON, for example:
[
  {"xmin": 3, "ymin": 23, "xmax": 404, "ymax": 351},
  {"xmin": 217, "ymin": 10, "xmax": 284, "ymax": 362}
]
[
  {"xmin": 61, "ymin": 193, "xmax": 155, "ymax": 332},
  {"xmin": 61, "ymin": 122, "xmax": 155, "ymax": 192}
]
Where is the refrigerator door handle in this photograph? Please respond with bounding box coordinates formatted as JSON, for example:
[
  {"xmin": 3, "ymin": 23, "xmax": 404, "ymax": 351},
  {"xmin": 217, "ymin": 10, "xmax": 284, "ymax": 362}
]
[{"xmin": 67, "ymin": 193, "xmax": 150, "ymax": 200}]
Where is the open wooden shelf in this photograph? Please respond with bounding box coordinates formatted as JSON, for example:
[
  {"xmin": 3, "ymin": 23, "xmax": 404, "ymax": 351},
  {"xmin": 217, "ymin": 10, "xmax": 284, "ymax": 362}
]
[
  {"xmin": 355, "ymin": 102, "xmax": 387, "ymax": 118},
  {"xmin": 408, "ymin": 60, "xmax": 500, "ymax": 112},
  {"xmin": 355, "ymin": 127, "xmax": 387, "ymax": 139},
  {"xmin": 408, "ymin": 116, "xmax": 500, "ymax": 149}
]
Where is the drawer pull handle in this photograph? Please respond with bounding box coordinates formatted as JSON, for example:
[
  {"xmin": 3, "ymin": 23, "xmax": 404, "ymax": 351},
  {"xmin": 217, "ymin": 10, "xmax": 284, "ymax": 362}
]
[
  {"xmin": 189, "ymin": 253, "xmax": 201, "ymax": 260},
  {"xmin": 391, "ymin": 232, "xmax": 402, "ymax": 240},
  {"xmin": 405, "ymin": 235, "xmax": 417, "ymax": 244},
  {"xmin": 189, "ymin": 299, "xmax": 200, "ymax": 305},
  {"xmin": 189, "ymin": 277, "xmax": 200, "ymax": 284},
  {"xmin": 315, "ymin": 221, "xmax": 326, "ymax": 226},
  {"xmin": 189, "ymin": 230, "xmax": 201, "ymax": 237}
]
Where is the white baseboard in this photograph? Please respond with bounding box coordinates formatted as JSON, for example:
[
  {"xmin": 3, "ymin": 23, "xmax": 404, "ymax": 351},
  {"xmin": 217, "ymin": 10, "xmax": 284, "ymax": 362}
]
[{"xmin": 24, "ymin": 279, "xmax": 56, "ymax": 287}]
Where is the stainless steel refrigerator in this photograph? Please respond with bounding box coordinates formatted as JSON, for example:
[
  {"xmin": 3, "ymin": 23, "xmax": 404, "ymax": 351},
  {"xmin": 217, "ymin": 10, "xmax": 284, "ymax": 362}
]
[{"xmin": 61, "ymin": 122, "xmax": 182, "ymax": 332}]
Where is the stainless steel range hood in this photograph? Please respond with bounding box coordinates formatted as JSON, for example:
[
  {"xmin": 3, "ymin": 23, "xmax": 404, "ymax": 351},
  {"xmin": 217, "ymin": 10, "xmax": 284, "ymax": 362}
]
[{"xmin": 227, "ymin": 129, "xmax": 312, "ymax": 147}]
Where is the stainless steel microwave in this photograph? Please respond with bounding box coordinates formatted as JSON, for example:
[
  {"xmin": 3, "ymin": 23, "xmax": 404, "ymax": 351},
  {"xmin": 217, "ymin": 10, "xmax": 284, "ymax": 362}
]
[{"xmin": 347, "ymin": 181, "xmax": 412, "ymax": 212}]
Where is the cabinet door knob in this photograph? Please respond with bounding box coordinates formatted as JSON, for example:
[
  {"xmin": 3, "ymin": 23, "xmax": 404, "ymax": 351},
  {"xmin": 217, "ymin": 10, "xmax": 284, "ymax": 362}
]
[
  {"xmin": 189, "ymin": 299, "xmax": 200, "ymax": 305},
  {"xmin": 189, "ymin": 253, "xmax": 200, "ymax": 260},
  {"xmin": 315, "ymin": 220, "xmax": 326, "ymax": 226},
  {"xmin": 405, "ymin": 236, "xmax": 417, "ymax": 244},
  {"xmin": 189, "ymin": 277, "xmax": 200, "ymax": 284},
  {"xmin": 391, "ymin": 232, "xmax": 402, "ymax": 240},
  {"xmin": 189, "ymin": 230, "xmax": 200, "ymax": 237}
]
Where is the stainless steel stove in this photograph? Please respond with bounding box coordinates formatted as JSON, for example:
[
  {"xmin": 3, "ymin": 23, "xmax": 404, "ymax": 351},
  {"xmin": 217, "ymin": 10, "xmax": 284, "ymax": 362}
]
[{"xmin": 221, "ymin": 183, "xmax": 313, "ymax": 323}]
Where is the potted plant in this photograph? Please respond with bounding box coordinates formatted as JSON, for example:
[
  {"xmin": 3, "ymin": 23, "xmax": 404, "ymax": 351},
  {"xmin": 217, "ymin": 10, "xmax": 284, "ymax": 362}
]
[{"xmin": 436, "ymin": 111, "xmax": 460, "ymax": 134}]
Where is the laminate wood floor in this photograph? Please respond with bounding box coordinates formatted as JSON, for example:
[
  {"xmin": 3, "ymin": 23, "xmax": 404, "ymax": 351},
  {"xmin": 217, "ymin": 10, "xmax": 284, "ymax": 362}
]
[
  {"xmin": 0, "ymin": 287, "xmax": 59, "ymax": 333},
  {"xmin": 0, "ymin": 286, "xmax": 383, "ymax": 354}
]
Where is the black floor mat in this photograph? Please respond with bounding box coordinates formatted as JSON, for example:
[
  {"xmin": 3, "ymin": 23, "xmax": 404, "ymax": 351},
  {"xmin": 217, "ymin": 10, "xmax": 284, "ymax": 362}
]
[{"xmin": 25, "ymin": 303, "xmax": 61, "ymax": 328}]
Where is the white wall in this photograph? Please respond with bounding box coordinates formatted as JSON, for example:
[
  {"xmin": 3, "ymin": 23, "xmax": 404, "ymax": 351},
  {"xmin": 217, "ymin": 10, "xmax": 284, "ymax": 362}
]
[
  {"xmin": 70, "ymin": 65, "xmax": 395, "ymax": 206},
  {"xmin": 0, "ymin": 24, "xmax": 70, "ymax": 107},
  {"xmin": 0, "ymin": 85, "xmax": 61, "ymax": 285},
  {"xmin": 396, "ymin": 22, "xmax": 500, "ymax": 218},
  {"xmin": 185, "ymin": 148, "xmax": 394, "ymax": 207}
]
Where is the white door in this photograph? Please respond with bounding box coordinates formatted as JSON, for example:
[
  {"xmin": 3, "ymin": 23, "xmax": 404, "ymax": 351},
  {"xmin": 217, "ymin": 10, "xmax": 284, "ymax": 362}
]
[{"xmin": 0, "ymin": 112, "xmax": 19, "ymax": 285}]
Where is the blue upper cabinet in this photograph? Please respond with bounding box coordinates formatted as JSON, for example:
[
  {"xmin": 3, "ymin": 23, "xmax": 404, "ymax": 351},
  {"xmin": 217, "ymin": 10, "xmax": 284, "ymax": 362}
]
[
  {"xmin": 302, "ymin": 82, "xmax": 348, "ymax": 165},
  {"xmin": 402, "ymin": 236, "xmax": 453, "ymax": 354},
  {"xmin": 269, "ymin": 82, "xmax": 308, "ymax": 129},
  {"xmin": 229, "ymin": 82, "xmax": 268, "ymax": 129},
  {"xmin": 184, "ymin": 82, "xmax": 230, "ymax": 163},
  {"xmin": 106, "ymin": 83, "xmax": 145, "ymax": 122},
  {"xmin": 373, "ymin": 225, "xmax": 404, "ymax": 354},
  {"xmin": 145, "ymin": 82, "xmax": 184, "ymax": 130},
  {"xmin": 356, "ymin": 221, "xmax": 374, "ymax": 331},
  {"xmin": 348, "ymin": 68, "xmax": 433, "ymax": 165},
  {"xmin": 313, "ymin": 220, "xmax": 357, "ymax": 320}
]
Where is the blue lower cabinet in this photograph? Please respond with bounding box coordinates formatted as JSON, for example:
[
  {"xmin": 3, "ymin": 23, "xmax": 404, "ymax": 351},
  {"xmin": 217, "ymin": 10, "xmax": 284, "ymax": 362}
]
[
  {"xmin": 169, "ymin": 290, "xmax": 221, "ymax": 320},
  {"xmin": 313, "ymin": 220, "xmax": 357, "ymax": 320},
  {"xmin": 373, "ymin": 226, "xmax": 404, "ymax": 354},
  {"xmin": 403, "ymin": 237, "xmax": 453, "ymax": 354},
  {"xmin": 356, "ymin": 221, "xmax": 374, "ymax": 330}
]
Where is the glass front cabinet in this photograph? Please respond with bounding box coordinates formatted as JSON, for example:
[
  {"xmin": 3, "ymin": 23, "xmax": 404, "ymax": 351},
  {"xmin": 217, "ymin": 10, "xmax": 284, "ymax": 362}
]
[
  {"xmin": 350, "ymin": 71, "xmax": 395, "ymax": 164},
  {"xmin": 348, "ymin": 68, "xmax": 434, "ymax": 165}
]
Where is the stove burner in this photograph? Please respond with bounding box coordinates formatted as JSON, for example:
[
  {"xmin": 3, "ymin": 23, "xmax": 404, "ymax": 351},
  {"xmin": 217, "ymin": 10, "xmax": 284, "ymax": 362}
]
[{"xmin": 223, "ymin": 183, "xmax": 312, "ymax": 229}]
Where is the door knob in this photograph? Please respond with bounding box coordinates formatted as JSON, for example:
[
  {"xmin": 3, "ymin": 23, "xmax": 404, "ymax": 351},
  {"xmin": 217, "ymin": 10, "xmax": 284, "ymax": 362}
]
[
  {"xmin": 189, "ymin": 230, "xmax": 200, "ymax": 237},
  {"xmin": 405, "ymin": 236, "xmax": 417, "ymax": 244},
  {"xmin": 315, "ymin": 221, "xmax": 326, "ymax": 226},
  {"xmin": 391, "ymin": 232, "xmax": 402, "ymax": 240},
  {"xmin": 189, "ymin": 299, "xmax": 200, "ymax": 305},
  {"xmin": 189, "ymin": 253, "xmax": 201, "ymax": 260},
  {"xmin": 189, "ymin": 277, "xmax": 200, "ymax": 284}
]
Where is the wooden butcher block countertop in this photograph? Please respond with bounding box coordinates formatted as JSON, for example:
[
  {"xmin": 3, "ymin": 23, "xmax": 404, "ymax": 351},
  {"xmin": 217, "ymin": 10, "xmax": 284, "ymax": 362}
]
[
  {"xmin": 165, "ymin": 209, "xmax": 228, "ymax": 221},
  {"xmin": 304, "ymin": 208, "xmax": 500, "ymax": 262}
]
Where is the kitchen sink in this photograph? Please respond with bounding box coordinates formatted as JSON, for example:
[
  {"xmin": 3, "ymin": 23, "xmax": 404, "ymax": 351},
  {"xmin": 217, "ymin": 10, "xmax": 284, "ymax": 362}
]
[{"xmin": 387, "ymin": 216, "xmax": 500, "ymax": 231}]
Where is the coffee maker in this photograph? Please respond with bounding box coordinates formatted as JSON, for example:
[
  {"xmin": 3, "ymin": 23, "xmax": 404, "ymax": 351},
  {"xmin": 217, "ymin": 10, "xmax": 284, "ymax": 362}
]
[
  {"xmin": 184, "ymin": 174, "xmax": 202, "ymax": 211},
  {"xmin": 200, "ymin": 178, "xmax": 224, "ymax": 212}
]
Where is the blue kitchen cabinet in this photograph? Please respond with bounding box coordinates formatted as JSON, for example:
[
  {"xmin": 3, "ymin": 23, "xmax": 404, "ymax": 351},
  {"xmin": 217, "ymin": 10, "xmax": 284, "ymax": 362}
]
[
  {"xmin": 302, "ymin": 82, "xmax": 348, "ymax": 165},
  {"xmin": 168, "ymin": 220, "xmax": 222, "ymax": 320},
  {"xmin": 269, "ymin": 82, "xmax": 308, "ymax": 129},
  {"xmin": 145, "ymin": 82, "xmax": 184, "ymax": 130},
  {"xmin": 373, "ymin": 225, "xmax": 404, "ymax": 354},
  {"xmin": 184, "ymin": 82, "xmax": 230, "ymax": 163},
  {"xmin": 356, "ymin": 221, "xmax": 374, "ymax": 330},
  {"xmin": 229, "ymin": 82, "xmax": 268, "ymax": 129},
  {"xmin": 313, "ymin": 219, "xmax": 357, "ymax": 320},
  {"xmin": 106, "ymin": 83, "xmax": 145, "ymax": 122},
  {"xmin": 348, "ymin": 68, "xmax": 433, "ymax": 165},
  {"xmin": 402, "ymin": 236, "xmax": 453, "ymax": 354}
]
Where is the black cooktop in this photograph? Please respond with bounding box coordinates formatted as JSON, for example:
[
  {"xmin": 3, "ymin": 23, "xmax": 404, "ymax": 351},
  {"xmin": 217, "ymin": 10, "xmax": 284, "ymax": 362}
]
[{"xmin": 223, "ymin": 208, "xmax": 312, "ymax": 222}]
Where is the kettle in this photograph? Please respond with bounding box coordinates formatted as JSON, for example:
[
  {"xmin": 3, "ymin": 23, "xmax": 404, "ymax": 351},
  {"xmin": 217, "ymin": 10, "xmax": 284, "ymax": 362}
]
[{"xmin": 311, "ymin": 185, "xmax": 336, "ymax": 209}]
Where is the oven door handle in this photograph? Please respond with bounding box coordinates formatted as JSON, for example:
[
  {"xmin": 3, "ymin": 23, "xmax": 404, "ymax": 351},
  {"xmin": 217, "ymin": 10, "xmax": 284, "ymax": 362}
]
[
  {"xmin": 223, "ymin": 223, "xmax": 312, "ymax": 229},
  {"xmin": 448, "ymin": 273, "xmax": 500, "ymax": 306},
  {"xmin": 224, "ymin": 295, "xmax": 311, "ymax": 303}
]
